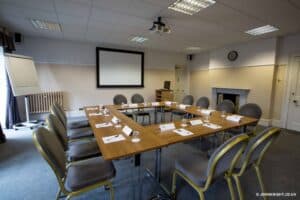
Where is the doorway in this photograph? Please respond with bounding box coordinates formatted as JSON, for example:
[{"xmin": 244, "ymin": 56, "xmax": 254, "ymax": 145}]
[
  {"xmin": 0, "ymin": 47, "xmax": 7, "ymax": 127},
  {"xmin": 174, "ymin": 65, "xmax": 188, "ymax": 102},
  {"xmin": 286, "ymin": 56, "xmax": 300, "ymax": 131}
]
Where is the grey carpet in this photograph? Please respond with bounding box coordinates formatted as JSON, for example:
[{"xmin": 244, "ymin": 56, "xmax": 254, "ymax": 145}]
[{"xmin": 1, "ymin": 112, "xmax": 299, "ymax": 200}]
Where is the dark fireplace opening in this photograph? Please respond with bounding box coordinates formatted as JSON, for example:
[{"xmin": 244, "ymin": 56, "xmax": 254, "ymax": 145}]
[{"xmin": 217, "ymin": 93, "xmax": 240, "ymax": 112}]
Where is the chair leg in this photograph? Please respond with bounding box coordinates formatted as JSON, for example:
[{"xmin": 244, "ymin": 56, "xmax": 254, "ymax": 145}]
[
  {"xmin": 107, "ymin": 183, "xmax": 115, "ymax": 200},
  {"xmin": 56, "ymin": 188, "xmax": 62, "ymax": 200},
  {"xmin": 254, "ymin": 165, "xmax": 267, "ymax": 200},
  {"xmin": 233, "ymin": 175, "xmax": 244, "ymax": 200},
  {"xmin": 225, "ymin": 175, "xmax": 236, "ymax": 200},
  {"xmin": 171, "ymin": 171, "xmax": 177, "ymax": 198}
]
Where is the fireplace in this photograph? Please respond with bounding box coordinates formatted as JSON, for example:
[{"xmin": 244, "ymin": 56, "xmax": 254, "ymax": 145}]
[{"xmin": 212, "ymin": 87, "xmax": 250, "ymax": 112}]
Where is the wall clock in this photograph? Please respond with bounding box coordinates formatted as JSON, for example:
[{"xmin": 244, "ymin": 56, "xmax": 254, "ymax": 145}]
[{"xmin": 227, "ymin": 50, "xmax": 238, "ymax": 61}]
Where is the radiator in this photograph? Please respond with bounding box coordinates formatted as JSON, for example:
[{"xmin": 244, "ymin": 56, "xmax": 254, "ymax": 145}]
[{"xmin": 28, "ymin": 91, "xmax": 63, "ymax": 113}]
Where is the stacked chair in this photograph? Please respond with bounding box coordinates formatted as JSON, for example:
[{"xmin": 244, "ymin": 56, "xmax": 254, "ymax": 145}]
[
  {"xmin": 131, "ymin": 93, "xmax": 151, "ymax": 125},
  {"xmin": 172, "ymin": 127, "xmax": 281, "ymax": 200},
  {"xmin": 228, "ymin": 127, "xmax": 281, "ymax": 200},
  {"xmin": 50, "ymin": 102, "xmax": 94, "ymax": 140},
  {"xmin": 172, "ymin": 134, "xmax": 249, "ymax": 200},
  {"xmin": 33, "ymin": 127, "xmax": 116, "ymax": 200},
  {"xmin": 46, "ymin": 114, "xmax": 101, "ymax": 162}
]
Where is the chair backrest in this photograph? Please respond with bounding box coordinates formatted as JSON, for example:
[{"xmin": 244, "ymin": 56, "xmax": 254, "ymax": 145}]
[
  {"xmin": 206, "ymin": 134, "xmax": 248, "ymax": 183},
  {"xmin": 46, "ymin": 114, "xmax": 68, "ymax": 151},
  {"xmin": 50, "ymin": 104, "xmax": 66, "ymax": 128},
  {"xmin": 53, "ymin": 102, "xmax": 67, "ymax": 122},
  {"xmin": 239, "ymin": 127, "xmax": 281, "ymax": 169},
  {"xmin": 131, "ymin": 93, "xmax": 144, "ymax": 103},
  {"xmin": 182, "ymin": 95, "xmax": 194, "ymax": 105},
  {"xmin": 113, "ymin": 94, "xmax": 127, "ymax": 105},
  {"xmin": 33, "ymin": 127, "xmax": 66, "ymax": 179},
  {"xmin": 196, "ymin": 96, "xmax": 210, "ymax": 108},
  {"xmin": 217, "ymin": 99, "xmax": 235, "ymax": 113},
  {"xmin": 239, "ymin": 103, "xmax": 262, "ymax": 120}
]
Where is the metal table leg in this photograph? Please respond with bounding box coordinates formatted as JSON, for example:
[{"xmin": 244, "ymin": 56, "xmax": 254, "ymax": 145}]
[{"xmin": 155, "ymin": 148, "xmax": 162, "ymax": 182}]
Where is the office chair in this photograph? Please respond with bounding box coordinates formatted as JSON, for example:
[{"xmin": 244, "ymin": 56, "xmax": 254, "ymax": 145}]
[
  {"xmin": 196, "ymin": 96, "xmax": 210, "ymax": 109},
  {"xmin": 113, "ymin": 94, "xmax": 134, "ymax": 119},
  {"xmin": 131, "ymin": 93, "xmax": 151, "ymax": 125}
]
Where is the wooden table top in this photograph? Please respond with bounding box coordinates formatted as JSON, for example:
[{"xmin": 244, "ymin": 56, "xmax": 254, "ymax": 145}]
[{"xmin": 85, "ymin": 103, "xmax": 258, "ymax": 160}]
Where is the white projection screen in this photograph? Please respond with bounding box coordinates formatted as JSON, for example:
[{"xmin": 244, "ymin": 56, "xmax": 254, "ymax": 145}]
[
  {"xmin": 4, "ymin": 54, "xmax": 40, "ymax": 96},
  {"xmin": 96, "ymin": 47, "xmax": 144, "ymax": 87}
]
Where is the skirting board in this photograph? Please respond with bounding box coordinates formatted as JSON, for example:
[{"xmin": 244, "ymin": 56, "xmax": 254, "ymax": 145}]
[{"xmin": 258, "ymin": 118, "xmax": 285, "ymax": 128}]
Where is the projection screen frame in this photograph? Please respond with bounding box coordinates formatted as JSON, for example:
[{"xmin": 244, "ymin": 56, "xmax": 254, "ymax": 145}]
[{"xmin": 96, "ymin": 47, "xmax": 144, "ymax": 88}]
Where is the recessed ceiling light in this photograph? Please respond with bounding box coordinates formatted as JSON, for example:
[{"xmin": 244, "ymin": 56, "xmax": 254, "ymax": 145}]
[
  {"xmin": 168, "ymin": 0, "xmax": 216, "ymax": 15},
  {"xmin": 130, "ymin": 36, "xmax": 148, "ymax": 43},
  {"xmin": 245, "ymin": 25, "xmax": 279, "ymax": 36},
  {"xmin": 30, "ymin": 19, "xmax": 62, "ymax": 32},
  {"xmin": 186, "ymin": 46, "xmax": 202, "ymax": 50}
]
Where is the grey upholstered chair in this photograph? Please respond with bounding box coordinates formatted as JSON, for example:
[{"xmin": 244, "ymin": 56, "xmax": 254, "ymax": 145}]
[
  {"xmin": 131, "ymin": 93, "xmax": 151, "ymax": 125},
  {"xmin": 229, "ymin": 127, "xmax": 281, "ymax": 200},
  {"xmin": 172, "ymin": 134, "xmax": 249, "ymax": 200},
  {"xmin": 216, "ymin": 99, "xmax": 235, "ymax": 114},
  {"xmin": 196, "ymin": 96, "xmax": 210, "ymax": 109},
  {"xmin": 113, "ymin": 94, "xmax": 127, "ymax": 105},
  {"xmin": 52, "ymin": 102, "xmax": 90, "ymax": 129},
  {"xmin": 50, "ymin": 106, "xmax": 94, "ymax": 140},
  {"xmin": 46, "ymin": 114, "xmax": 101, "ymax": 162},
  {"xmin": 112, "ymin": 94, "xmax": 133, "ymax": 119},
  {"xmin": 33, "ymin": 127, "xmax": 115, "ymax": 200},
  {"xmin": 171, "ymin": 95, "xmax": 194, "ymax": 120},
  {"xmin": 230, "ymin": 103, "xmax": 263, "ymax": 136}
]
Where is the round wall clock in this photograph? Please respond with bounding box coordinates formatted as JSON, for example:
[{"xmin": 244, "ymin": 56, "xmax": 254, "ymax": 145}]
[{"xmin": 227, "ymin": 51, "xmax": 238, "ymax": 61}]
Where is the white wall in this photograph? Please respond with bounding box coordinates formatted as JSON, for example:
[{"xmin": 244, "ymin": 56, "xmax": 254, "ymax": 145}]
[
  {"xmin": 277, "ymin": 33, "xmax": 300, "ymax": 65},
  {"xmin": 209, "ymin": 38, "xmax": 277, "ymax": 68},
  {"xmin": 15, "ymin": 36, "xmax": 186, "ymax": 111}
]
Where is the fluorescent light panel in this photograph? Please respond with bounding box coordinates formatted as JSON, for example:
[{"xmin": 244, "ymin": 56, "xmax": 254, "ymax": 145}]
[
  {"xmin": 131, "ymin": 36, "xmax": 148, "ymax": 43},
  {"xmin": 245, "ymin": 25, "xmax": 279, "ymax": 36},
  {"xmin": 168, "ymin": 0, "xmax": 216, "ymax": 15},
  {"xmin": 30, "ymin": 19, "xmax": 62, "ymax": 32},
  {"xmin": 186, "ymin": 46, "xmax": 201, "ymax": 50}
]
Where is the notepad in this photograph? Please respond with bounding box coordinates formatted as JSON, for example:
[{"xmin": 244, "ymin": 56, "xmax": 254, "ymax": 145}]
[
  {"xmin": 95, "ymin": 122, "xmax": 113, "ymax": 128},
  {"xmin": 190, "ymin": 119, "xmax": 203, "ymax": 126},
  {"xmin": 128, "ymin": 103, "xmax": 138, "ymax": 108},
  {"xmin": 102, "ymin": 134, "xmax": 126, "ymax": 144},
  {"xmin": 173, "ymin": 128, "xmax": 194, "ymax": 136},
  {"xmin": 122, "ymin": 125, "xmax": 133, "ymax": 136},
  {"xmin": 152, "ymin": 102, "xmax": 160, "ymax": 106},
  {"xmin": 200, "ymin": 109, "xmax": 215, "ymax": 115},
  {"xmin": 203, "ymin": 123, "xmax": 222, "ymax": 129},
  {"xmin": 86, "ymin": 107, "xmax": 98, "ymax": 111},
  {"xmin": 226, "ymin": 115, "xmax": 243, "ymax": 122},
  {"xmin": 89, "ymin": 112, "xmax": 103, "ymax": 116},
  {"xmin": 164, "ymin": 101, "xmax": 172, "ymax": 106},
  {"xmin": 159, "ymin": 123, "xmax": 176, "ymax": 132},
  {"xmin": 179, "ymin": 104, "xmax": 189, "ymax": 109},
  {"xmin": 111, "ymin": 116, "xmax": 119, "ymax": 124}
]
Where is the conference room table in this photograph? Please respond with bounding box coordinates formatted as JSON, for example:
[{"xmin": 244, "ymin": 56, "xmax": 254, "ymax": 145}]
[{"xmin": 84, "ymin": 102, "xmax": 258, "ymax": 187}]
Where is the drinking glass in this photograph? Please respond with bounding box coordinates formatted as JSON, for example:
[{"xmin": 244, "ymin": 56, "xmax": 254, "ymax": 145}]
[{"xmin": 131, "ymin": 131, "xmax": 141, "ymax": 143}]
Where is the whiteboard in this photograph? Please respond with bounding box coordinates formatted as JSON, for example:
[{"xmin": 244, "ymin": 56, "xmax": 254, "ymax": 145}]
[
  {"xmin": 96, "ymin": 48, "xmax": 144, "ymax": 87},
  {"xmin": 5, "ymin": 54, "xmax": 40, "ymax": 96}
]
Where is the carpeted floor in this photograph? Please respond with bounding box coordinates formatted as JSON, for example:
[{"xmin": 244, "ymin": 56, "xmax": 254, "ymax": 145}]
[{"xmin": 0, "ymin": 113, "xmax": 299, "ymax": 200}]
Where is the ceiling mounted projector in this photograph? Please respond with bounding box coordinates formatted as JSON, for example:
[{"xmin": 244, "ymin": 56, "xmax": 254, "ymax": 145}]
[{"xmin": 149, "ymin": 17, "xmax": 171, "ymax": 34}]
